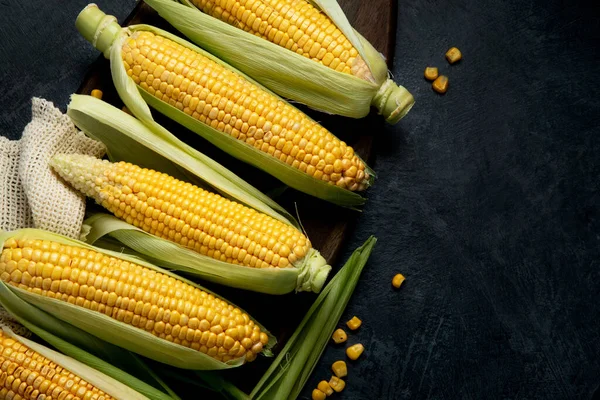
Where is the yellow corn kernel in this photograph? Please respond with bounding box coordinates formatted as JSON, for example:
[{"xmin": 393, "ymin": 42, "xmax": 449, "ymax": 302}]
[
  {"xmin": 346, "ymin": 343, "xmax": 364, "ymax": 360},
  {"xmin": 51, "ymin": 154, "xmax": 311, "ymax": 270},
  {"xmin": 331, "ymin": 328, "xmax": 347, "ymax": 344},
  {"xmin": 90, "ymin": 89, "xmax": 103, "ymax": 99},
  {"xmin": 190, "ymin": 0, "xmax": 373, "ymax": 81},
  {"xmin": 432, "ymin": 75, "xmax": 449, "ymax": 94},
  {"xmin": 0, "ymin": 330, "xmax": 114, "ymax": 399},
  {"xmin": 424, "ymin": 67, "xmax": 438, "ymax": 81},
  {"xmin": 445, "ymin": 47, "xmax": 462, "ymax": 64},
  {"xmin": 332, "ymin": 360, "xmax": 347, "ymax": 378},
  {"xmin": 121, "ymin": 30, "xmax": 370, "ymax": 191},
  {"xmin": 318, "ymin": 380, "xmax": 334, "ymax": 396},
  {"xmin": 329, "ymin": 376, "xmax": 346, "ymax": 392},
  {"xmin": 392, "ymin": 273, "xmax": 405, "ymax": 288},
  {"xmin": 312, "ymin": 388, "xmax": 326, "ymax": 400},
  {"xmin": 0, "ymin": 238, "xmax": 267, "ymax": 363},
  {"xmin": 346, "ymin": 316, "xmax": 362, "ymax": 330}
]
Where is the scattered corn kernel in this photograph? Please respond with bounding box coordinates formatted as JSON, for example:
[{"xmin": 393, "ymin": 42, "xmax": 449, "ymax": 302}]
[
  {"xmin": 346, "ymin": 343, "xmax": 364, "ymax": 360},
  {"xmin": 346, "ymin": 316, "xmax": 362, "ymax": 330},
  {"xmin": 392, "ymin": 273, "xmax": 406, "ymax": 288},
  {"xmin": 329, "ymin": 376, "xmax": 346, "ymax": 392},
  {"xmin": 432, "ymin": 76, "xmax": 449, "ymax": 94},
  {"xmin": 312, "ymin": 389, "xmax": 327, "ymax": 400},
  {"xmin": 445, "ymin": 47, "xmax": 462, "ymax": 64},
  {"xmin": 332, "ymin": 360, "xmax": 348, "ymax": 378},
  {"xmin": 91, "ymin": 89, "xmax": 103, "ymax": 99},
  {"xmin": 318, "ymin": 380, "xmax": 334, "ymax": 396},
  {"xmin": 332, "ymin": 328, "xmax": 348, "ymax": 344},
  {"xmin": 424, "ymin": 67, "xmax": 439, "ymax": 81}
]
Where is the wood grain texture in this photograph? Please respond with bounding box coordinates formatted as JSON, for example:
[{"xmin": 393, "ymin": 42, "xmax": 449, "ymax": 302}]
[{"xmin": 76, "ymin": 0, "xmax": 395, "ymax": 395}]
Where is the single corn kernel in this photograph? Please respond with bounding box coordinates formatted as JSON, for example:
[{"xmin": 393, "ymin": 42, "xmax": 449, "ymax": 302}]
[
  {"xmin": 318, "ymin": 380, "xmax": 334, "ymax": 396},
  {"xmin": 424, "ymin": 67, "xmax": 438, "ymax": 81},
  {"xmin": 432, "ymin": 76, "xmax": 449, "ymax": 94},
  {"xmin": 445, "ymin": 47, "xmax": 462, "ymax": 64},
  {"xmin": 91, "ymin": 89, "xmax": 103, "ymax": 99},
  {"xmin": 312, "ymin": 389, "xmax": 327, "ymax": 400},
  {"xmin": 346, "ymin": 343, "xmax": 364, "ymax": 360},
  {"xmin": 332, "ymin": 328, "xmax": 348, "ymax": 344},
  {"xmin": 329, "ymin": 376, "xmax": 346, "ymax": 392},
  {"xmin": 346, "ymin": 316, "xmax": 362, "ymax": 330},
  {"xmin": 332, "ymin": 360, "xmax": 348, "ymax": 378},
  {"xmin": 392, "ymin": 273, "xmax": 406, "ymax": 288}
]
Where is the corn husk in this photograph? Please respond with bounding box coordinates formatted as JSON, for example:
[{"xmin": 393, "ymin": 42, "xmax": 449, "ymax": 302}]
[
  {"xmin": 75, "ymin": 4, "xmax": 369, "ymax": 208},
  {"xmin": 0, "ymin": 285, "xmax": 176, "ymax": 399},
  {"xmin": 0, "ymin": 327, "xmax": 152, "ymax": 400},
  {"xmin": 82, "ymin": 212, "xmax": 330, "ymax": 294},
  {"xmin": 144, "ymin": 0, "xmax": 414, "ymax": 123},
  {"xmin": 0, "ymin": 229, "xmax": 275, "ymax": 370}
]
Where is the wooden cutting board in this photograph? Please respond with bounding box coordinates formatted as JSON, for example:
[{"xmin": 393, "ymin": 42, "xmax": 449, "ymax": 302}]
[{"xmin": 77, "ymin": 0, "xmax": 396, "ymax": 393}]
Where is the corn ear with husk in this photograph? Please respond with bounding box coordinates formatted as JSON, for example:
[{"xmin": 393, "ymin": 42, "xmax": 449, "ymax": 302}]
[
  {"xmin": 144, "ymin": 0, "xmax": 414, "ymax": 123},
  {"xmin": 0, "ymin": 229, "xmax": 275, "ymax": 370},
  {"xmin": 75, "ymin": 4, "xmax": 373, "ymax": 208},
  {"xmin": 0, "ymin": 327, "xmax": 153, "ymax": 400},
  {"xmin": 0, "ymin": 264, "xmax": 177, "ymax": 400}
]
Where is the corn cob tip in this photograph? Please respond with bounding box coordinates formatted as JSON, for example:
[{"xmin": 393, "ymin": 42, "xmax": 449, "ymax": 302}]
[
  {"xmin": 296, "ymin": 248, "xmax": 331, "ymax": 293},
  {"xmin": 76, "ymin": 4, "xmax": 121, "ymax": 58},
  {"xmin": 373, "ymin": 80, "xmax": 415, "ymax": 124},
  {"xmin": 50, "ymin": 153, "xmax": 111, "ymax": 201}
]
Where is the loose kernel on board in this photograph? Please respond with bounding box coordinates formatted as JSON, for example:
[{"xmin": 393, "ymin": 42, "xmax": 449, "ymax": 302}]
[
  {"xmin": 91, "ymin": 89, "xmax": 103, "ymax": 99},
  {"xmin": 312, "ymin": 389, "xmax": 326, "ymax": 400},
  {"xmin": 318, "ymin": 380, "xmax": 334, "ymax": 396},
  {"xmin": 329, "ymin": 376, "xmax": 346, "ymax": 392},
  {"xmin": 445, "ymin": 47, "xmax": 462, "ymax": 64},
  {"xmin": 424, "ymin": 67, "xmax": 439, "ymax": 81},
  {"xmin": 332, "ymin": 328, "xmax": 348, "ymax": 344},
  {"xmin": 346, "ymin": 343, "xmax": 364, "ymax": 360},
  {"xmin": 332, "ymin": 360, "xmax": 348, "ymax": 378},
  {"xmin": 346, "ymin": 316, "xmax": 362, "ymax": 330},
  {"xmin": 432, "ymin": 76, "xmax": 449, "ymax": 94},
  {"xmin": 392, "ymin": 273, "xmax": 405, "ymax": 289}
]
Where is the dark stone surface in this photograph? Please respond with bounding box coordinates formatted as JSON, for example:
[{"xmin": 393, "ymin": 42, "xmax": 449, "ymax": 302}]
[{"xmin": 1, "ymin": 0, "xmax": 599, "ymax": 399}]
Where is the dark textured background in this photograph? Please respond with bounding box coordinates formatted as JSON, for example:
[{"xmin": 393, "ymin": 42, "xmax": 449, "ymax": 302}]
[{"xmin": 1, "ymin": 0, "xmax": 600, "ymax": 399}]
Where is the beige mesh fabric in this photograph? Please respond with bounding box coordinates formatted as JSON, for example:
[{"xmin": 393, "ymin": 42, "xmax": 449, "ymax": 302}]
[
  {"xmin": 0, "ymin": 309, "xmax": 31, "ymax": 338},
  {"xmin": 0, "ymin": 137, "xmax": 33, "ymax": 231},
  {"xmin": 0, "ymin": 97, "xmax": 106, "ymax": 237}
]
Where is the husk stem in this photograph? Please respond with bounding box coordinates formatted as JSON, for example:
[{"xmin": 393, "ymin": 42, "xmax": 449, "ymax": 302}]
[
  {"xmin": 145, "ymin": 0, "xmax": 414, "ymax": 123},
  {"xmin": 75, "ymin": 4, "xmax": 370, "ymax": 208}
]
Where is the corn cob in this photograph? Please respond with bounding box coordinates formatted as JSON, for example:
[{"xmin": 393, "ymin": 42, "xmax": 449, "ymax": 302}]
[
  {"xmin": 124, "ymin": 30, "xmax": 368, "ymax": 191},
  {"xmin": 0, "ymin": 330, "xmax": 114, "ymax": 399},
  {"xmin": 190, "ymin": 0, "xmax": 373, "ymax": 81},
  {"xmin": 0, "ymin": 237, "xmax": 269, "ymax": 363},
  {"xmin": 76, "ymin": 6, "xmax": 372, "ymax": 194},
  {"xmin": 51, "ymin": 154, "xmax": 328, "ymax": 272}
]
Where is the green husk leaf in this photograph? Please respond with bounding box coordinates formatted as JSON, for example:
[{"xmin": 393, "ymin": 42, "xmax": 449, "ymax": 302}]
[
  {"xmin": 0, "ymin": 229, "xmax": 274, "ymax": 370},
  {"xmin": 109, "ymin": 24, "xmax": 366, "ymax": 208},
  {"xmin": 0, "ymin": 328, "xmax": 151, "ymax": 400},
  {"xmin": 83, "ymin": 213, "xmax": 302, "ymax": 295},
  {"xmin": 0, "ymin": 271, "xmax": 175, "ymax": 399},
  {"xmin": 251, "ymin": 236, "xmax": 377, "ymax": 399},
  {"xmin": 67, "ymin": 94, "xmax": 298, "ymax": 228}
]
